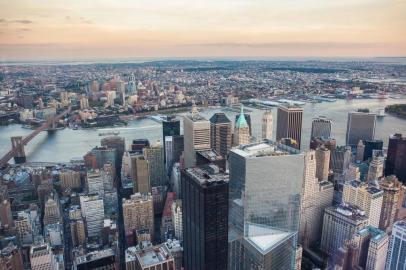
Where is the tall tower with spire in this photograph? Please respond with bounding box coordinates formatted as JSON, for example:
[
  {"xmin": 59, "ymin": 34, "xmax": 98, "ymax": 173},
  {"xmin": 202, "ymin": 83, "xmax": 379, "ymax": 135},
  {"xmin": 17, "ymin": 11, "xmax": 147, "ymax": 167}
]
[
  {"xmin": 233, "ymin": 105, "xmax": 250, "ymax": 146},
  {"xmin": 262, "ymin": 110, "xmax": 273, "ymax": 140}
]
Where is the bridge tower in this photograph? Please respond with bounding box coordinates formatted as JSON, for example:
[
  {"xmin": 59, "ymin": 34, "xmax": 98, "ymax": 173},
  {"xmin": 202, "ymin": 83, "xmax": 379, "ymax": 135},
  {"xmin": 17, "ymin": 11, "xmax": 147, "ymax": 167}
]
[{"xmin": 11, "ymin": 136, "xmax": 26, "ymax": 163}]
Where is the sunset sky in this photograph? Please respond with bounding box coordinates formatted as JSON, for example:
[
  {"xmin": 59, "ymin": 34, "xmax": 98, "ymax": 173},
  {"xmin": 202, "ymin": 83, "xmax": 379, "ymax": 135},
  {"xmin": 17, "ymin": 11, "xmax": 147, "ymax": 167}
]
[{"xmin": 0, "ymin": 0, "xmax": 405, "ymax": 60}]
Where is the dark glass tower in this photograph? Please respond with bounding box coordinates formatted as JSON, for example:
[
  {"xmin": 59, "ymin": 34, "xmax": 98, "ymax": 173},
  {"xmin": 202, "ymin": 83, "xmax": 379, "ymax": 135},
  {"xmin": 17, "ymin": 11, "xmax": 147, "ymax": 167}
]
[
  {"xmin": 385, "ymin": 134, "xmax": 406, "ymax": 184},
  {"xmin": 162, "ymin": 116, "xmax": 180, "ymax": 162},
  {"xmin": 363, "ymin": 140, "xmax": 383, "ymax": 161},
  {"xmin": 210, "ymin": 113, "xmax": 232, "ymax": 157},
  {"xmin": 181, "ymin": 166, "xmax": 228, "ymax": 270}
]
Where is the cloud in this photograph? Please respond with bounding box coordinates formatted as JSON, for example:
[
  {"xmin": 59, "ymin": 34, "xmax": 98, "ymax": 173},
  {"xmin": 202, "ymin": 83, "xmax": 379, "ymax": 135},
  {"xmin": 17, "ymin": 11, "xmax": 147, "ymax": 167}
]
[
  {"xmin": 185, "ymin": 42, "xmax": 386, "ymax": 49},
  {"xmin": 79, "ymin": 17, "xmax": 92, "ymax": 24},
  {"xmin": 0, "ymin": 18, "xmax": 34, "ymax": 24}
]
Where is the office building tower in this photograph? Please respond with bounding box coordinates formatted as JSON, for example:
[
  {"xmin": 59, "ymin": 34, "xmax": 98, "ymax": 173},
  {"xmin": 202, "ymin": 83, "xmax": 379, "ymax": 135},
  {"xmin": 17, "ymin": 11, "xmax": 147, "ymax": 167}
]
[
  {"xmin": 385, "ymin": 133, "xmax": 406, "ymax": 184},
  {"xmin": 84, "ymin": 146, "xmax": 116, "ymax": 170},
  {"xmin": 70, "ymin": 218, "xmax": 86, "ymax": 247},
  {"xmin": 162, "ymin": 116, "xmax": 180, "ymax": 162},
  {"xmin": 233, "ymin": 105, "xmax": 250, "ymax": 146},
  {"xmin": 43, "ymin": 197, "xmax": 61, "ymax": 226},
  {"xmin": 105, "ymin": 91, "xmax": 116, "ymax": 107},
  {"xmin": 234, "ymin": 113, "xmax": 252, "ymax": 136},
  {"xmin": 86, "ymin": 169, "xmax": 104, "ymax": 195},
  {"xmin": 151, "ymin": 186, "xmax": 166, "ymax": 215},
  {"xmin": 330, "ymin": 146, "xmax": 352, "ymax": 174},
  {"xmin": 228, "ymin": 141, "xmax": 304, "ymax": 269},
  {"xmin": 0, "ymin": 243, "xmax": 24, "ymax": 270},
  {"xmin": 210, "ymin": 113, "xmax": 232, "ymax": 157},
  {"xmin": 295, "ymin": 245, "xmax": 302, "ymax": 270},
  {"xmin": 315, "ymin": 147, "xmax": 330, "ymax": 182},
  {"xmin": 182, "ymin": 166, "xmax": 228, "ymax": 270},
  {"xmin": 321, "ymin": 205, "xmax": 369, "ymax": 255},
  {"xmin": 165, "ymin": 135, "xmax": 184, "ymax": 173},
  {"xmin": 262, "ymin": 110, "xmax": 273, "ymax": 140},
  {"xmin": 367, "ymin": 154, "xmax": 385, "ymax": 182},
  {"xmin": 161, "ymin": 192, "xmax": 175, "ymax": 240},
  {"xmin": 101, "ymin": 136, "xmax": 125, "ymax": 173},
  {"xmin": 79, "ymin": 95, "xmax": 89, "ymax": 110},
  {"xmin": 131, "ymin": 139, "xmax": 150, "ymax": 153},
  {"xmin": 299, "ymin": 151, "xmax": 334, "ymax": 247},
  {"xmin": 310, "ymin": 137, "xmax": 337, "ymax": 151},
  {"xmin": 75, "ymin": 249, "xmax": 118, "ymax": 270},
  {"xmin": 386, "ymin": 219, "xmax": 406, "ymax": 270},
  {"xmin": 30, "ymin": 244, "xmax": 56, "ymax": 270},
  {"xmin": 164, "ymin": 240, "xmax": 183, "ymax": 270},
  {"xmin": 346, "ymin": 110, "xmax": 376, "ymax": 146},
  {"xmin": 59, "ymin": 170, "xmax": 81, "ymax": 190},
  {"xmin": 379, "ymin": 175, "xmax": 405, "ymax": 231},
  {"xmin": 130, "ymin": 153, "xmax": 150, "ymax": 194},
  {"xmin": 311, "ymin": 116, "xmax": 332, "ymax": 139},
  {"xmin": 80, "ymin": 194, "xmax": 104, "ymax": 237},
  {"xmin": 183, "ymin": 107, "xmax": 211, "ymax": 168},
  {"xmin": 343, "ymin": 180, "xmax": 383, "ymax": 227},
  {"xmin": 165, "ymin": 136, "xmax": 174, "ymax": 173},
  {"xmin": 363, "ymin": 140, "xmax": 383, "ymax": 161},
  {"xmin": 125, "ymin": 243, "xmax": 175, "ymax": 270},
  {"xmin": 122, "ymin": 193, "xmax": 154, "ymax": 243},
  {"xmin": 350, "ymin": 226, "xmax": 389, "ymax": 270},
  {"xmin": 276, "ymin": 105, "xmax": 303, "ymax": 149},
  {"xmin": 102, "ymin": 163, "xmax": 115, "ymax": 192},
  {"xmin": 143, "ymin": 143, "xmax": 166, "ymax": 187},
  {"xmin": 0, "ymin": 200, "xmax": 13, "ymax": 228},
  {"xmin": 196, "ymin": 149, "xmax": 226, "ymax": 171},
  {"xmin": 171, "ymin": 199, "xmax": 183, "ymax": 241},
  {"xmin": 356, "ymin": 140, "xmax": 365, "ymax": 163}
]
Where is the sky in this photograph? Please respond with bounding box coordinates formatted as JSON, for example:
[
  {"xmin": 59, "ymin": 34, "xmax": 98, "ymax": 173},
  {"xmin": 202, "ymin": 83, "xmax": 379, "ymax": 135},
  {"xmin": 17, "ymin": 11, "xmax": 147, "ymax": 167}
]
[{"xmin": 0, "ymin": 0, "xmax": 405, "ymax": 60}]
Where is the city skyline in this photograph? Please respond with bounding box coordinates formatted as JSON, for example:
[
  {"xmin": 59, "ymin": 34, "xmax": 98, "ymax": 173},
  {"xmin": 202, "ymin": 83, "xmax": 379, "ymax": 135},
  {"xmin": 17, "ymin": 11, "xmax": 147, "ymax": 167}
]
[{"xmin": 1, "ymin": 0, "xmax": 406, "ymax": 60}]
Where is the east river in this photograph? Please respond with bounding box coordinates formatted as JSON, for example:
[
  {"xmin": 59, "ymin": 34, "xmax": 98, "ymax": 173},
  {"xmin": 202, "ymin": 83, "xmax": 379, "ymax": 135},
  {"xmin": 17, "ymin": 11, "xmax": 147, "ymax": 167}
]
[{"xmin": 1, "ymin": 98, "xmax": 406, "ymax": 163}]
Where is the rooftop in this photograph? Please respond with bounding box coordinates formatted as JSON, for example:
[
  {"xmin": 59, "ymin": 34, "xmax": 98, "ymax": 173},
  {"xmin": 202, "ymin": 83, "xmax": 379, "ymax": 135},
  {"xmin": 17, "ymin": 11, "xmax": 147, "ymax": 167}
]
[
  {"xmin": 126, "ymin": 244, "xmax": 173, "ymax": 266},
  {"xmin": 232, "ymin": 140, "xmax": 301, "ymax": 158},
  {"xmin": 75, "ymin": 249, "xmax": 115, "ymax": 265},
  {"xmin": 210, "ymin": 112, "xmax": 231, "ymax": 124},
  {"xmin": 185, "ymin": 166, "xmax": 228, "ymax": 187},
  {"xmin": 329, "ymin": 204, "xmax": 368, "ymax": 221}
]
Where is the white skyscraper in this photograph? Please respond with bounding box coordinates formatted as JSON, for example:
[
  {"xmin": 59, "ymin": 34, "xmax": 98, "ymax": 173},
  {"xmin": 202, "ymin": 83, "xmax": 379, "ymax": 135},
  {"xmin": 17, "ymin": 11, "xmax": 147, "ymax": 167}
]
[
  {"xmin": 80, "ymin": 194, "xmax": 104, "ymax": 237},
  {"xmin": 86, "ymin": 170, "xmax": 104, "ymax": 195},
  {"xmin": 171, "ymin": 199, "xmax": 183, "ymax": 241},
  {"xmin": 261, "ymin": 110, "xmax": 273, "ymax": 140},
  {"xmin": 386, "ymin": 219, "xmax": 406, "ymax": 270}
]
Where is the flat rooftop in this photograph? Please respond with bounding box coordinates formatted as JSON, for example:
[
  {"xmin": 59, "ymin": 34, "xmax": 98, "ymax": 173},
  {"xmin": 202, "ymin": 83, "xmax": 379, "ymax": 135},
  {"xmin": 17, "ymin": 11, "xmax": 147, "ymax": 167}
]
[
  {"xmin": 126, "ymin": 244, "xmax": 173, "ymax": 266},
  {"xmin": 232, "ymin": 140, "xmax": 301, "ymax": 158},
  {"xmin": 76, "ymin": 249, "xmax": 115, "ymax": 265},
  {"xmin": 185, "ymin": 167, "xmax": 228, "ymax": 186}
]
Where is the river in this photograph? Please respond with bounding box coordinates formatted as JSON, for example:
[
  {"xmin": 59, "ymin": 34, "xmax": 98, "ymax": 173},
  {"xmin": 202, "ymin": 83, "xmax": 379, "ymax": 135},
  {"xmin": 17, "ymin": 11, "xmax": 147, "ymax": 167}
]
[{"xmin": 0, "ymin": 98, "xmax": 405, "ymax": 163}]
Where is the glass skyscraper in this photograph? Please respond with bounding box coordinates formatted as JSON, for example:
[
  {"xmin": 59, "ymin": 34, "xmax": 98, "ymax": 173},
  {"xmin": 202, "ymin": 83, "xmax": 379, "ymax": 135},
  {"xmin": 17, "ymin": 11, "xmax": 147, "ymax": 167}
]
[{"xmin": 228, "ymin": 140, "xmax": 304, "ymax": 269}]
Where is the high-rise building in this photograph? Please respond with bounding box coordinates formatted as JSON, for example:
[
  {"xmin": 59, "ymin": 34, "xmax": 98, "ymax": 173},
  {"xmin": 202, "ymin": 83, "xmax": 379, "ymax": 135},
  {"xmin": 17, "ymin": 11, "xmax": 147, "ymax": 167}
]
[
  {"xmin": 0, "ymin": 244, "xmax": 24, "ymax": 270},
  {"xmin": 343, "ymin": 180, "xmax": 383, "ymax": 227},
  {"xmin": 30, "ymin": 244, "xmax": 56, "ymax": 270},
  {"xmin": 363, "ymin": 140, "xmax": 383, "ymax": 161},
  {"xmin": 367, "ymin": 154, "xmax": 385, "ymax": 182},
  {"xmin": 233, "ymin": 105, "xmax": 250, "ymax": 146},
  {"xmin": 315, "ymin": 147, "xmax": 330, "ymax": 182},
  {"xmin": 59, "ymin": 170, "xmax": 81, "ymax": 190},
  {"xmin": 130, "ymin": 153, "xmax": 150, "ymax": 194},
  {"xmin": 356, "ymin": 140, "xmax": 365, "ymax": 162},
  {"xmin": 0, "ymin": 200, "xmax": 13, "ymax": 228},
  {"xmin": 162, "ymin": 116, "xmax": 180, "ymax": 163},
  {"xmin": 228, "ymin": 141, "xmax": 304, "ymax": 269},
  {"xmin": 43, "ymin": 197, "xmax": 61, "ymax": 226},
  {"xmin": 385, "ymin": 133, "xmax": 406, "ymax": 184},
  {"xmin": 171, "ymin": 199, "xmax": 182, "ymax": 241},
  {"xmin": 125, "ymin": 243, "xmax": 175, "ymax": 270},
  {"xmin": 330, "ymin": 146, "xmax": 352, "ymax": 174},
  {"xmin": 131, "ymin": 139, "xmax": 150, "ymax": 153},
  {"xmin": 379, "ymin": 175, "xmax": 405, "ymax": 231},
  {"xmin": 80, "ymin": 194, "xmax": 104, "ymax": 237},
  {"xmin": 276, "ymin": 105, "xmax": 303, "ymax": 149},
  {"xmin": 165, "ymin": 135, "xmax": 184, "ymax": 174},
  {"xmin": 346, "ymin": 110, "xmax": 376, "ymax": 146},
  {"xmin": 321, "ymin": 205, "xmax": 369, "ymax": 255},
  {"xmin": 79, "ymin": 95, "xmax": 89, "ymax": 110},
  {"xmin": 311, "ymin": 116, "xmax": 332, "ymax": 139},
  {"xmin": 75, "ymin": 249, "xmax": 118, "ymax": 270},
  {"xmin": 234, "ymin": 113, "xmax": 252, "ymax": 136},
  {"xmin": 350, "ymin": 226, "xmax": 389, "ymax": 270},
  {"xmin": 182, "ymin": 166, "xmax": 228, "ymax": 270},
  {"xmin": 310, "ymin": 137, "xmax": 337, "ymax": 151},
  {"xmin": 101, "ymin": 136, "xmax": 125, "ymax": 173},
  {"xmin": 386, "ymin": 219, "xmax": 406, "ymax": 270},
  {"xmin": 86, "ymin": 169, "xmax": 104, "ymax": 195},
  {"xmin": 84, "ymin": 146, "xmax": 116, "ymax": 170},
  {"xmin": 122, "ymin": 193, "xmax": 154, "ymax": 243},
  {"xmin": 143, "ymin": 143, "xmax": 166, "ymax": 187},
  {"xmin": 183, "ymin": 107, "xmax": 211, "ymax": 168},
  {"xmin": 299, "ymin": 151, "xmax": 334, "ymax": 247},
  {"xmin": 210, "ymin": 113, "xmax": 232, "ymax": 157},
  {"xmin": 261, "ymin": 110, "xmax": 273, "ymax": 140}
]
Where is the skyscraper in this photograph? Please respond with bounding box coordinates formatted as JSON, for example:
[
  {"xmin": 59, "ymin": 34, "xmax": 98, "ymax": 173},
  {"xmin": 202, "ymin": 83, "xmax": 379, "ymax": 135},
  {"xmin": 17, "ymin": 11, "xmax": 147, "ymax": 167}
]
[
  {"xmin": 143, "ymin": 143, "xmax": 166, "ymax": 187},
  {"xmin": 86, "ymin": 169, "xmax": 104, "ymax": 195},
  {"xmin": 367, "ymin": 154, "xmax": 385, "ymax": 182},
  {"xmin": 183, "ymin": 107, "xmax": 211, "ymax": 168},
  {"xmin": 162, "ymin": 116, "xmax": 180, "ymax": 162},
  {"xmin": 59, "ymin": 169, "xmax": 81, "ymax": 190},
  {"xmin": 210, "ymin": 112, "xmax": 232, "ymax": 157},
  {"xmin": 363, "ymin": 139, "xmax": 383, "ymax": 161},
  {"xmin": 356, "ymin": 140, "xmax": 365, "ymax": 162},
  {"xmin": 80, "ymin": 194, "xmax": 104, "ymax": 237},
  {"xmin": 101, "ymin": 136, "xmax": 125, "ymax": 173},
  {"xmin": 386, "ymin": 219, "xmax": 406, "ymax": 270},
  {"xmin": 330, "ymin": 146, "xmax": 352, "ymax": 174},
  {"xmin": 343, "ymin": 180, "xmax": 383, "ymax": 227},
  {"xmin": 130, "ymin": 153, "xmax": 150, "ymax": 194},
  {"xmin": 276, "ymin": 105, "xmax": 303, "ymax": 149},
  {"xmin": 233, "ymin": 105, "xmax": 250, "ymax": 146},
  {"xmin": 311, "ymin": 116, "xmax": 332, "ymax": 139},
  {"xmin": 321, "ymin": 205, "xmax": 369, "ymax": 255},
  {"xmin": 346, "ymin": 110, "xmax": 376, "ymax": 146},
  {"xmin": 315, "ymin": 147, "xmax": 330, "ymax": 182},
  {"xmin": 261, "ymin": 110, "xmax": 273, "ymax": 140},
  {"xmin": 228, "ymin": 141, "xmax": 304, "ymax": 269},
  {"xmin": 43, "ymin": 197, "xmax": 61, "ymax": 226},
  {"xmin": 234, "ymin": 113, "xmax": 252, "ymax": 136},
  {"xmin": 379, "ymin": 175, "xmax": 405, "ymax": 231},
  {"xmin": 0, "ymin": 199, "xmax": 13, "ymax": 228},
  {"xmin": 0, "ymin": 243, "xmax": 24, "ymax": 270},
  {"xmin": 171, "ymin": 199, "xmax": 183, "ymax": 241},
  {"xmin": 385, "ymin": 133, "xmax": 406, "ymax": 184},
  {"xmin": 122, "ymin": 193, "xmax": 154, "ymax": 244},
  {"xmin": 182, "ymin": 166, "xmax": 228, "ymax": 270}
]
